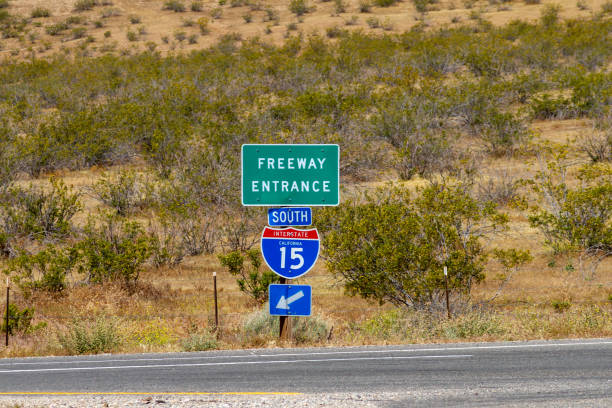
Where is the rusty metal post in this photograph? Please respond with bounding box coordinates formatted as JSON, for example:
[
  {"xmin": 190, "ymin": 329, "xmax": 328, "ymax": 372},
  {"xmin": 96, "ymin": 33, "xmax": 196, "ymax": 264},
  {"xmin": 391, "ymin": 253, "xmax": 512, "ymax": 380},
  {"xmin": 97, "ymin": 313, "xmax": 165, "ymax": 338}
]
[{"xmin": 444, "ymin": 266, "xmax": 451, "ymax": 319}]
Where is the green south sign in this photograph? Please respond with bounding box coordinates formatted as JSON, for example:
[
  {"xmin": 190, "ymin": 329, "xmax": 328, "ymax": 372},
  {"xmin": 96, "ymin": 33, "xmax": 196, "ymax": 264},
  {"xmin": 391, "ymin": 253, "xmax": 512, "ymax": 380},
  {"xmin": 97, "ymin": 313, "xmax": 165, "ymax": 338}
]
[{"xmin": 241, "ymin": 144, "xmax": 339, "ymax": 206}]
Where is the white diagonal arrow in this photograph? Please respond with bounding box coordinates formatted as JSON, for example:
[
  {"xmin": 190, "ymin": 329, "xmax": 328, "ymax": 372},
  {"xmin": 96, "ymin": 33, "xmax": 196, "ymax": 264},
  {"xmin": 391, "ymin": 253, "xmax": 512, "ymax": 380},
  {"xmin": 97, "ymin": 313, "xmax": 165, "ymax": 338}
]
[{"xmin": 275, "ymin": 290, "xmax": 305, "ymax": 310}]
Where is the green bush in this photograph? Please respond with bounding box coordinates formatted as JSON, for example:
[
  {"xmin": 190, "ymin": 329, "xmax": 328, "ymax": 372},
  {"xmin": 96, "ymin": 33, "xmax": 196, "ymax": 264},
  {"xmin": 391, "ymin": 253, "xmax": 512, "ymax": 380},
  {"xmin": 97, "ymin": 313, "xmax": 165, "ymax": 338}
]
[
  {"xmin": 242, "ymin": 309, "xmax": 277, "ymax": 343},
  {"xmin": 289, "ymin": 0, "xmax": 309, "ymax": 16},
  {"xmin": 1, "ymin": 303, "xmax": 34, "ymax": 335},
  {"xmin": 191, "ymin": 1, "xmax": 203, "ymax": 12},
  {"xmin": 72, "ymin": 27, "xmax": 87, "ymax": 39},
  {"xmin": 218, "ymin": 249, "xmax": 280, "ymax": 304},
  {"xmin": 31, "ymin": 7, "xmax": 51, "ymax": 18},
  {"xmin": 441, "ymin": 312, "xmax": 505, "ymax": 339},
  {"xmin": 91, "ymin": 170, "xmax": 149, "ymax": 216},
  {"xmin": 316, "ymin": 182, "xmax": 508, "ymax": 311},
  {"xmin": 45, "ymin": 22, "xmax": 69, "ymax": 36},
  {"xmin": 58, "ymin": 318, "xmax": 121, "ymax": 355},
  {"xmin": 551, "ymin": 300, "xmax": 571, "ymax": 313},
  {"xmin": 375, "ymin": 0, "xmax": 396, "ymax": 7},
  {"xmin": 411, "ymin": 0, "xmax": 430, "ymax": 12},
  {"xmin": 292, "ymin": 315, "xmax": 330, "ymax": 344},
  {"xmin": 74, "ymin": 0, "xmax": 97, "ymax": 11},
  {"xmin": 181, "ymin": 331, "xmax": 218, "ymax": 351},
  {"xmin": 163, "ymin": 0, "xmax": 186, "ymax": 12},
  {"xmin": 478, "ymin": 110, "xmax": 528, "ymax": 156},
  {"xmin": 242, "ymin": 309, "xmax": 329, "ymax": 344},
  {"xmin": 525, "ymin": 154, "xmax": 612, "ymax": 255},
  {"xmin": 1, "ymin": 178, "xmax": 81, "ymax": 240},
  {"xmin": 540, "ymin": 4, "xmax": 561, "ymax": 28},
  {"xmin": 7, "ymin": 246, "xmax": 79, "ymax": 295},
  {"xmin": 0, "ymin": 0, "xmax": 9, "ymax": 9},
  {"xmin": 76, "ymin": 213, "xmax": 153, "ymax": 285},
  {"xmin": 530, "ymin": 94, "xmax": 575, "ymax": 120}
]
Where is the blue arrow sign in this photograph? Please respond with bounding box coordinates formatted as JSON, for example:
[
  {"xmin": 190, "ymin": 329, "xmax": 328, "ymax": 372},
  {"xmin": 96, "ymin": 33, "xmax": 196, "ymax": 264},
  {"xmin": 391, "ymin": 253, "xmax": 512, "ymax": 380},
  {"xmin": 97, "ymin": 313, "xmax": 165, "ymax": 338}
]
[
  {"xmin": 269, "ymin": 284, "xmax": 312, "ymax": 316},
  {"xmin": 268, "ymin": 207, "xmax": 312, "ymax": 227},
  {"xmin": 261, "ymin": 227, "xmax": 320, "ymax": 279}
]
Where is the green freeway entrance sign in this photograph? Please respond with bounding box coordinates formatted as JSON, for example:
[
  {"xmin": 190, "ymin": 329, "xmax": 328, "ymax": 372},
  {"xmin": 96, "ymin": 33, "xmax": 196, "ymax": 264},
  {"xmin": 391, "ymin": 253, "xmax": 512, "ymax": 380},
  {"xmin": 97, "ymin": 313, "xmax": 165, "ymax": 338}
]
[{"xmin": 241, "ymin": 144, "xmax": 339, "ymax": 206}]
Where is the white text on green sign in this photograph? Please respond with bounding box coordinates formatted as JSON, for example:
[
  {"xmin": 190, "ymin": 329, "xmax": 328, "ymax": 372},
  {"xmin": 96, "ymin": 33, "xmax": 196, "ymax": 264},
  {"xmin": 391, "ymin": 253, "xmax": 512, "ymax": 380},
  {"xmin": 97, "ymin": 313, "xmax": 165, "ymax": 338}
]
[{"xmin": 241, "ymin": 144, "xmax": 339, "ymax": 206}]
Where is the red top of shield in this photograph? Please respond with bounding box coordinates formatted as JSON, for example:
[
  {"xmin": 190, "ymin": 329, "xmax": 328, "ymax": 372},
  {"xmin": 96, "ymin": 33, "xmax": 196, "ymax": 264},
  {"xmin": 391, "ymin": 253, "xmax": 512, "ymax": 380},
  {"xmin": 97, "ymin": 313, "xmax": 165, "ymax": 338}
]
[{"xmin": 262, "ymin": 227, "xmax": 319, "ymax": 240}]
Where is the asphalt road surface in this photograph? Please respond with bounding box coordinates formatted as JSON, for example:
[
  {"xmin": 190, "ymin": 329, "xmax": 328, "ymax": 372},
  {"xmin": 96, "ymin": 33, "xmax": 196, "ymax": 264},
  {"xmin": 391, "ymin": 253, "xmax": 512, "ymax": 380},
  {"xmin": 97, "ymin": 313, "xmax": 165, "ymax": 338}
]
[{"xmin": 0, "ymin": 339, "xmax": 611, "ymax": 406}]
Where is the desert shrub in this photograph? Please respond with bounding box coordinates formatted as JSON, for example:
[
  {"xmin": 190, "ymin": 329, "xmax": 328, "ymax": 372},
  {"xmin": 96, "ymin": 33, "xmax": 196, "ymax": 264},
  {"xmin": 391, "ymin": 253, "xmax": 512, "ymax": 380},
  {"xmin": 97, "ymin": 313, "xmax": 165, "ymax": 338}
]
[
  {"xmin": 568, "ymin": 71, "xmax": 612, "ymax": 118},
  {"xmin": 76, "ymin": 213, "xmax": 153, "ymax": 285},
  {"xmin": 197, "ymin": 16, "xmax": 209, "ymax": 34},
  {"xmin": 18, "ymin": 108, "xmax": 136, "ymax": 176},
  {"xmin": 242, "ymin": 309, "xmax": 277, "ymax": 343},
  {"xmin": 242, "ymin": 309, "xmax": 329, "ymax": 344},
  {"xmin": 58, "ymin": 317, "xmax": 121, "ymax": 355},
  {"xmin": 316, "ymin": 182, "xmax": 508, "ymax": 311},
  {"xmin": 31, "ymin": 7, "xmax": 51, "ymax": 18},
  {"xmin": 191, "ymin": 1, "xmax": 203, "ymax": 11},
  {"xmin": 164, "ymin": 0, "xmax": 186, "ymax": 12},
  {"xmin": 525, "ymin": 153, "xmax": 612, "ymax": 255},
  {"xmin": 334, "ymin": 0, "xmax": 346, "ymax": 13},
  {"xmin": 578, "ymin": 130, "xmax": 611, "ymax": 163},
  {"xmin": 0, "ymin": 178, "xmax": 81, "ymax": 240},
  {"xmin": 551, "ymin": 300, "xmax": 571, "ymax": 312},
  {"xmin": 182, "ymin": 330, "xmax": 218, "ymax": 351},
  {"xmin": 540, "ymin": 3, "xmax": 561, "ymax": 28},
  {"xmin": 45, "ymin": 22, "xmax": 69, "ymax": 36},
  {"xmin": 365, "ymin": 16, "xmax": 379, "ymax": 28},
  {"xmin": 289, "ymin": 0, "xmax": 309, "ymax": 15},
  {"xmin": 1, "ymin": 303, "xmax": 34, "ymax": 335},
  {"xmin": 358, "ymin": 0, "xmax": 371, "ymax": 12},
  {"xmin": 90, "ymin": 170, "xmax": 149, "ymax": 216},
  {"xmin": 441, "ymin": 311, "xmax": 505, "ymax": 338},
  {"xmin": 602, "ymin": 1, "xmax": 612, "ymax": 13},
  {"xmin": 326, "ymin": 26, "xmax": 342, "ymax": 38},
  {"xmin": 66, "ymin": 15, "xmax": 86, "ymax": 25},
  {"xmin": 396, "ymin": 130, "xmax": 457, "ymax": 179},
  {"xmin": 478, "ymin": 110, "xmax": 528, "ymax": 156},
  {"xmin": 72, "ymin": 27, "xmax": 87, "ymax": 39},
  {"xmin": 412, "ymin": 0, "xmax": 431, "ymax": 12},
  {"xmin": 476, "ymin": 171, "xmax": 519, "ymax": 206},
  {"xmin": 530, "ymin": 94, "xmax": 575, "ymax": 120},
  {"xmin": 7, "ymin": 246, "xmax": 79, "ymax": 295},
  {"xmin": 0, "ymin": 0, "xmax": 8, "ymax": 9},
  {"xmin": 126, "ymin": 30, "xmax": 137, "ymax": 41},
  {"xmin": 210, "ymin": 7, "xmax": 222, "ymax": 18},
  {"xmin": 148, "ymin": 218, "xmax": 185, "ymax": 268},
  {"xmin": 74, "ymin": 0, "xmax": 97, "ymax": 11},
  {"xmin": 100, "ymin": 7, "xmax": 120, "ymax": 17},
  {"xmin": 128, "ymin": 15, "xmax": 140, "ymax": 24},
  {"xmin": 292, "ymin": 315, "xmax": 330, "ymax": 344},
  {"xmin": 375, "ymin": 0, "xmax": 396, "ymax": 6},
  {"xmin": 218, "ymin": 249, "xmax": 280, "ymax": 304}
]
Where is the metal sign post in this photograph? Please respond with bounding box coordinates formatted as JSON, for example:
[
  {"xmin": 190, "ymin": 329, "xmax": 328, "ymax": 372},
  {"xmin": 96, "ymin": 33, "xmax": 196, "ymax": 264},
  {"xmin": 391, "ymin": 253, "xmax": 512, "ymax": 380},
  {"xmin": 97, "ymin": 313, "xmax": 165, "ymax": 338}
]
[
  {"xmin": 444, "ymin": 266, "xmax": 451, "ymax": 319},
  {"xmin": 5, "ymin": 277, "xmax": 9, "ymax": 347}
]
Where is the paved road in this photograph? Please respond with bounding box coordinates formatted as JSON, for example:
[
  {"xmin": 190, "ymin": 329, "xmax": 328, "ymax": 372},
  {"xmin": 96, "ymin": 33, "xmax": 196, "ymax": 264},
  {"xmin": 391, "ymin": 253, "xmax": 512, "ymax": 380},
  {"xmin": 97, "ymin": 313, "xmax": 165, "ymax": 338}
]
[{"xmin": 0, "ymin": 339, "xmax": 611, "ymax": 406}]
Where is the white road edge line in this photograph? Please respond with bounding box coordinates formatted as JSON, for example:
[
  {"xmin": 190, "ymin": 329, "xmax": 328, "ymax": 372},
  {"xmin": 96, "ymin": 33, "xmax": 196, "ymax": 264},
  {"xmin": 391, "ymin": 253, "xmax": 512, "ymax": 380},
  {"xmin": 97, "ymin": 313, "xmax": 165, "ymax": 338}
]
[
  {"xmin": 1, "ymin": 340, "xmax": 610, "ymax": 367},
  {"xmin": 0, "ymin": 355, "xmax": 472, "ymax": 374}
]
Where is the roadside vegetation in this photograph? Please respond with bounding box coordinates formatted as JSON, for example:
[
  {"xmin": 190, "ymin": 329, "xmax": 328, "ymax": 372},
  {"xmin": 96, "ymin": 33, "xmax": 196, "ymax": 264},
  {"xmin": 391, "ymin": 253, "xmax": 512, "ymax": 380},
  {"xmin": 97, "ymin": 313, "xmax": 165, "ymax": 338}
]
[{"xmin": 0, "ymin": 4, "xmax": 610, "ymax": 356}]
